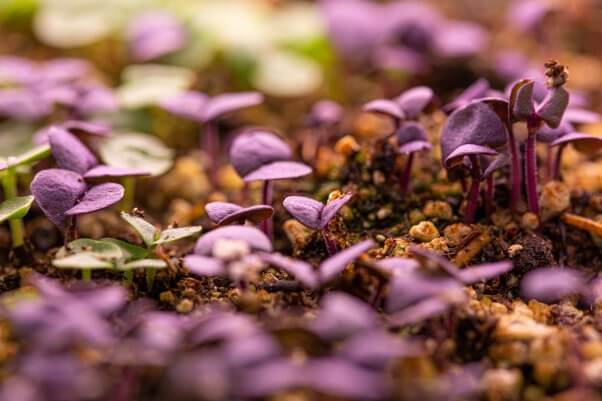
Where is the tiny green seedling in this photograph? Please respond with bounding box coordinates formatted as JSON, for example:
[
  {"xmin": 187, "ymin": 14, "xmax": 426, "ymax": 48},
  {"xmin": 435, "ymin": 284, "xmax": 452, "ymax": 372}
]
[
  {"xmin": 52, "ymin": 237, "xmax": 169, "ymax": 284},
  {"xmin": 0, "ymin": 144, "xmax": 51, "ymax": 247},
  {"xmin": 121, "ymin": 211, "xmax": 202, "ymax": 288}
]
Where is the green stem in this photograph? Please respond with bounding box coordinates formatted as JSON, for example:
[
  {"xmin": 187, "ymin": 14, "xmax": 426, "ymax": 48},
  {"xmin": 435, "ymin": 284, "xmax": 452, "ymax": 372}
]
[
  {"xmin": 121, "ymin": 177, "xmax": 136, "ymax": 211},
  {"xmin": 82, "ymin": 269, "xmax": 91, "ymax": 282},
  {"xmin": 123, "ymin": 270, "xmax": 134, "ymax": 286},
  {"xmin": 146, "ymin": 269, "xmax": 156, "ymax": 290},
  {"xmin": 2, "ymin": 167, "xmax": 25, "ymax": 247}
]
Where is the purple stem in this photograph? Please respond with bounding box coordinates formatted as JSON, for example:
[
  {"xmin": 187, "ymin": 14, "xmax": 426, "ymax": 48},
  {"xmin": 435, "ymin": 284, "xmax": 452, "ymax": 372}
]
[
  {"xmin": 399, "ymin": 152, "xmax": 415, "ymax": 193},
  {"xmin": 260, "ymin": 180, "xmax": 273, "ymax": 239},
  {"xmin": 485, "ymin": 174, "xmax": 494, "ymax": 215},
  {"xmin": 545, "ymin": 144, "xmax": 554, "ymax": 182},
  {"xmin": 321, "ymin": 229, "xmax": 338, "ymax": 255},
  {"xmin": 202, "ymin": 121, "xmax": 219, "ymax": 187},
  {"xmin": 464, "ymin": 155, "xmax": 481, "ymax": 224},
  {"xmin": 525, "ymin": 126, "xmax": 539, "ymax": 215},
  {"xmin": 506, "ymin": 124, "xmax": 522, "ymax": 212},
  {"xmin": 552, "ymin": 144, "xmax": 565, "ymax": 181}
]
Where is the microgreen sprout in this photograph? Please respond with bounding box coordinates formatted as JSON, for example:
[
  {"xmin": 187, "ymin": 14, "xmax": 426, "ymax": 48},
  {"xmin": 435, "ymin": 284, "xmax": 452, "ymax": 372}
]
[
  {"xmin": 160, "ymin": 91, "xmax": 263, "ymax": 186},
  {"xmin": 229, "ymin": 129, "xmax": 312, "ymax": 238},
  {"xmin": 282, "ymin": 192, "xmax": 352, "ymax": 254},
  {"xmin": 121, "ymin": 211, "xmax": 202, "ymax": 288}
]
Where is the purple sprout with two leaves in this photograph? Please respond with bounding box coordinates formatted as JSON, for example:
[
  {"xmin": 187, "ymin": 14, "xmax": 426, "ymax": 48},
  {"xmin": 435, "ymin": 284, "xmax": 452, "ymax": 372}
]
[
  {"xmin": 30, "ymin": 127, "xmax": 149, "ymax": 241},
  {"xmin": 160, "ymin": 90, "xmax": 263, "ymax": 185},
  {"xmin": 229, "ymin": 129, "xmax": 312, "ymax": 238}
]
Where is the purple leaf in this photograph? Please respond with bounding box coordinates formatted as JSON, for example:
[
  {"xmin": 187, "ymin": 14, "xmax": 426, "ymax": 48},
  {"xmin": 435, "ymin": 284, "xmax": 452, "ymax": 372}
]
[
  {"xmin": 521, "ymin": 267, "xmax": 586, "ymax": 303},
  {"xmin": 62, "ymin": 120, "xmax": 111, "ymax": 137},
  {"xmin": 205, "ymin": 202, "xmax": 243, "ymax": 224},
  {"xmin": 48, "ymin": 126, "xmax": 98, "ymax": 174},
  {"xmin": 536, "ymin": 86, "xmax": 570, "ymax": 128},
  {"xmin": 510, "ymin": 79, "xmax": 535, "ymax": 121},
  {"xmin": 337, "ymin": 330, "xmax": 423, "ymax": 368},
  {"xmin": 409, "ymin": 245, "xmax": 460, "ymax": 277},
  {"xmin": 457, "ymin": 261, "xmax": 513, "ymax": 284},
  {"xmin": 222, "ymin": 333, "xmax": 281, "ymax": 368},
  {"xmin": 563, "ymin": 108, "xmax": 600, "ymax": 125},
  {"xmin": 397, "ymin": 122, "xmax": 431, "ymax": 154},
  {"xmin": 387, "ymin": 273, "xmax": 461, "ymax": 312},
  {"xmin": 307, "ymin": 358, "xmax": 388, "ymax": 400},
  {"xmin": 184, "ymin": 255, "xmax": 226, "ymax": 277},
  {"xmin": 217, "ymin": 205, "xmax": 273, "ymax": 226},
  {"xmin": 201, "ymin": 92, "xmax": 263, "ymax": 123},
  {"xmin": 259, "ymin": 252, "xmax": 318, "ymax": 289},
  {"xmin": 398, "ymin": 140, "xmax": 432, "ymax": 154},
  {"xmin": 536, "ymin": 120, "xmax": 574, "ymax": 143},
  {"xmin": 320, "ymin": 193, "xmax": 353, "ymax": 228},
  {"xmin": 191, "ymin": 312, "xmax": 260, "ymax": 344},
  {"xmin": 309, "ymin": 100, "xmax": 343, "ymax": 125},
  {"xmin": 84, "ymin": 165, "xmax": 150, "ymax": 180},
  {"xmin": 193, "ymin": 225, "xmax": 272, "ymax": 255},
  {"xmin": 65, "ymin": 183, "xmax": 124, "ymax": 216},
  {"xmin": 282, "ymin": 196, "xmax": 323, "ymax": 229},
  {"xmin": 396, "ymin": 86, "xmax": 433, "ymax": 119},
  {"xmin": 0, "ymin": 88, "xmax": 52, "ymax": 121},
  {"xmin": 242, "ymin": 160, "xmax": 312, "ymax": 182},
  {"xmin": 127, "ymin": 11, "xmax": 187, "ymax": 62},
  {"xmin": 362, "ymin": 99, "xmax": 405, "ymax": 120},
  {"xmin": 388, "ymin": 296, "xmax": 454, "ymax": 326},
  {"xmin": 445, "ymin": 144, "xmax": 498, "ymax": 167},
  {"xmin": 76, "ymin": 85, "xmax": 118, "ymax": 115},
  {"xmin": 0, "ymin": 56, "xmax": 37, "ymax": 85},
  {"xmin": 41, "ymin": 58, "xmax": 90, "ymax": 83},
  {"xmin": 159, "ymin": 91, "xmax": 208, "ymax": 122},
  {"xmin": 549, "ymin": 132, "xmax": 602, "ymax": 155},
  {"xmin": 320, "ymin": 239, "xmax": 376, "ymax": 283},
  {"xmin": 374, "ymin": 257, "xmax": 419, "ymax": 275},
  {"xmin": 441, "ymin": 101, "xmax": 506, "ymax": 167},
  {"xmin": 311, "ymin": 292, "xmax": 379, "ymax": 340},
  {"xmin": 482, "ymin": 153, "xmax": 510, "ymax": 178},
  {"xmin": 432, "ymin": 21, "xmax": 487, "ymax": 58},
  {"xmin": 229, "ymin": 130, "xmax": 292, "ymax": 177},
  {"xmin": 236, "ymin": 358, "xmax": 307, "ymax": 397},
  {"xmin": 30, "ymin": 169, "xmax": 86, "ymax": 230}
]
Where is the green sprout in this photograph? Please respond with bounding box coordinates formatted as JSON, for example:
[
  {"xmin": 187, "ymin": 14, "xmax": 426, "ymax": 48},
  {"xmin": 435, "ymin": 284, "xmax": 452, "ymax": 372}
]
[
  {"xmin": 52, "ymin": 238, "xmax": 167, "ymax": 284},
  {"xmin": 0, "ymin": 144, "xmax": 51, "ymax": 248},
  {"xmin": 121, "ymin": 211, "xmax": 202, "ymax": 288}
]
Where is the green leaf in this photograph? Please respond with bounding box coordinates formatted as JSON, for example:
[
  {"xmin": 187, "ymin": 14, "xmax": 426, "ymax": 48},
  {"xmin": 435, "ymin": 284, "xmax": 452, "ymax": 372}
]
[
  {"xmin": 121, "ymin": 212, "xmax": 159, "ymax": 247},
  {"xmin": 101, "ymin": 238, "xmax": 148, "ymax": 260},
  {"xmin": 118, "ymin": 259, "xmax": 167, "ymax": 270},
  {"xmin": 53, "ymin": 253, "xmax": 113, "ymax": 270},
  {"xmin": 0, "ymin": 195, "xmax": 34, "ymax": 223},
  {"xmin": 153, "ymin": 226, "xmax": 203, "ymax": 245},
  {"xmin": 67, "ymin": 238, "xmax": 123, "ymax": 259},
  {"xmin": 99, "ymin": 133, "xmax": 174, "ymax": 176}
]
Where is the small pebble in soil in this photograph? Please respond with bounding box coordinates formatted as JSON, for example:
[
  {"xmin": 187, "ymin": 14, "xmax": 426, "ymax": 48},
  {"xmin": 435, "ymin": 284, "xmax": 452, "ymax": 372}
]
[
  {"xmin": 176, "ymin": 299, "xmax": 194, "ymax": 313},
  {"xmin": 423, "ymin": 200, "xmax": 453, "ymax": 220},
  {"xmin": 409, "ymin": 221, "xmax": 440, "ymax": 242},
  {"xmin": 540, "ymin": 180, "xmax": 570, "ymax": 222},
  {"xmin": 443, "ymin": 223, "xmax": 473, "ymax": 247},
  {"xmin": 334, "ymin": 135, "xmax": 360, "ymax": 156},
  {"xmin": 521, "ymin": 212, "xmax": 540, "ymax": 231}
]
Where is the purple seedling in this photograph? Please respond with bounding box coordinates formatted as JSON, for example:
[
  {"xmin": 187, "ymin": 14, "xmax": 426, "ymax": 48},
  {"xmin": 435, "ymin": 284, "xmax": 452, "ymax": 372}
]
[
  {"xmin": 34, "ymin": 119, "xmax": 111, "ymax": 145},
  {"xmin": 30, "ymin": 128, "xmax": 148, "ymax": 243},
  {"xmin": 0, "ymin": 145, "xmax": 52, "ymax": 248},
  {"xmin": 205, "ymin": 202, "xmax": 273, "ymax": 226},
  {"xmin": 396, "ymin": 122, "xmax": 432, "ymax": 192},
  {"xmin": 160, "ymin": 91, "xmax": 263, "ymax": 185},
  {"xmin": 229, "ymin": 129, "xmax": 312, "ymax": 238},
  {"xmin": 509, "ymin": 61, "xmax": 570, "ymax": 216},
  {"xmin": 395, "ymin": 85, "xmax": 434, "ymax": 119},
  {"xmin": 282, "ymin": 192, "xmax": 352, "ymax": 254},
  {"xmin": 362, "ymin": 99, "xmax": 405, "ymax": 133},
  {"xmin": 441, "ymin": 100, "xmax": 507, "ymax": 222}
]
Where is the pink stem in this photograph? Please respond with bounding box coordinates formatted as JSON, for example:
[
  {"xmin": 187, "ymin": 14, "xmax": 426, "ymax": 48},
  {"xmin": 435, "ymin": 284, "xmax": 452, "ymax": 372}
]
[
  {"xmin": 525, "ymin": 131, "xmax": 539, "ymax": 215},
  {"xmin": 322, "ymin": 230, "xmax": 338, "ymax": 255},
  {"xmin": 202, "ymin": 122, "xmax": 219, "ymax": 187},
  {"xmin": 552, "ymin": 144, "xmax": 565, "ymax": 181},
  {"xmin": 464, "ymin": 156, "xmax": 481, "ymax": 224},
  {"xmin": 399, "ymin": 152, "xmax": 415, "ymax": 193},
  {"xmin": 260, "ymin": 180, "xmax": 273, "ymax": 239},
  {"xmin": 485, "ymin": 174, "xmax": 494, "ymax": 215},
  {"xmin": 506, "ymin": 124, "xmax": 522, "ymax": 212}
]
